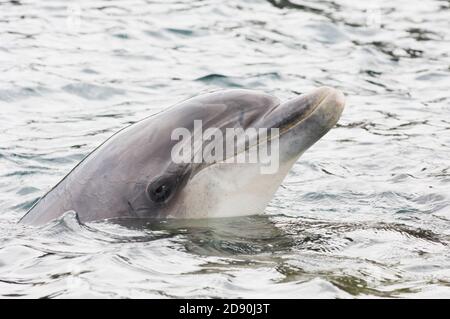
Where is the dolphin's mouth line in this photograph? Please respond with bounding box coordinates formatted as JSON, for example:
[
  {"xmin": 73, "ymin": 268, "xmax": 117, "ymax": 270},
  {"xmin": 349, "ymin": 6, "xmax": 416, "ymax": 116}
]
[
  {"xmin": 270, "ymin": 91, "xmax": 329, "ymax": 138},
  {"xmin": 209, "ymin": 91, "xmax": 330, "ymax": 166}
]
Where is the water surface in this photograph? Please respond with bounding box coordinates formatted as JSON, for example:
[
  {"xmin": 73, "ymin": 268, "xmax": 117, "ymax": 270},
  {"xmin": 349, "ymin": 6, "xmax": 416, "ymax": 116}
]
[{"xmin": 0, "ymin": 0, "xmax": 449, "ymax": 298}]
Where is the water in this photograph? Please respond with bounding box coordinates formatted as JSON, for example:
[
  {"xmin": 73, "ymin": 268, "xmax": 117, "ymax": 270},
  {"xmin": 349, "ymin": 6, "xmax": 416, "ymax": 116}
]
[{"xmin": 0, "ymin": 0, "xmax": 449, "ymax": 298}]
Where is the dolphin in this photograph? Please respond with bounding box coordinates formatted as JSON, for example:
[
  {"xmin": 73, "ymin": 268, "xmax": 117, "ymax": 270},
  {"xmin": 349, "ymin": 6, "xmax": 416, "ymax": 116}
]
[{"xmin": 20, "ymin": 87, "xmax": 345, "ymax": 225}]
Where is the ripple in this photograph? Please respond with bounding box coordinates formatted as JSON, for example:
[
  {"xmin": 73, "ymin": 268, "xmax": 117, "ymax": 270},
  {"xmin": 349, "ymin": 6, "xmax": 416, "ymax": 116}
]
[{"xmin": 62, "ymin": 83, "xmax": 125, "ymax": 100}]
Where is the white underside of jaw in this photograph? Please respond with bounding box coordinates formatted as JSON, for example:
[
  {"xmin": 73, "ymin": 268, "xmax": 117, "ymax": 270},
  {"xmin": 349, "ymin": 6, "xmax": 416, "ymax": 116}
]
[{"xmin": 175, "ymin": 152, "xmax": 300, "ymax": 219}]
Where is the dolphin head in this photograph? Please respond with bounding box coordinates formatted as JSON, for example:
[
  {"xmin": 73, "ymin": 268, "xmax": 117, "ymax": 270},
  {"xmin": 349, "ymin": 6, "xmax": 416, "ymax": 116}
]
[
  {"xmin": 21, "ymin": 87, "xmax": 345, "ymax": 225},
  {"xmin": 124, "ymin": 87, "xmax": 345, "ymax": 220}
]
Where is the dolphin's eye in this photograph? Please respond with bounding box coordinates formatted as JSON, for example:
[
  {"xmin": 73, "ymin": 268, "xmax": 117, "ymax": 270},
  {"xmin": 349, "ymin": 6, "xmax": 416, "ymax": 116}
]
[
  {"xmin": 147, "ymin": 169, "xmax": 188, "ymax": 204},
  {"xmin": 148, "ymin": 183, "xmax": 171, "ymax": 203}
]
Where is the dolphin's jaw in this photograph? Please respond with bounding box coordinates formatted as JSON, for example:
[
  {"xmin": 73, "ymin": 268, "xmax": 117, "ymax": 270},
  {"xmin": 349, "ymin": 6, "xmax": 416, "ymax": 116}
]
[{"xmin": 172, "ymin": 156, "xmax": 299, "ymax": 219}]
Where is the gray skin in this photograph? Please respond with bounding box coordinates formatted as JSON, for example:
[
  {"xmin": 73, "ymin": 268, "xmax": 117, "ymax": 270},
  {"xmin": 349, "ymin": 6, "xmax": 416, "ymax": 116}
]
[{"xmin": 20, "ymin": 87, "xmax": 345, "ymax": 225}]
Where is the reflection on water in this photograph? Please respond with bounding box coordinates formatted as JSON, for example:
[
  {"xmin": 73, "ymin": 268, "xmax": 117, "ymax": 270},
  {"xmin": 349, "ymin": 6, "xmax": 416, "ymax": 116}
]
[{"xmin": 0, "ymin": 0, "xmax": 449, "ymax": 298}]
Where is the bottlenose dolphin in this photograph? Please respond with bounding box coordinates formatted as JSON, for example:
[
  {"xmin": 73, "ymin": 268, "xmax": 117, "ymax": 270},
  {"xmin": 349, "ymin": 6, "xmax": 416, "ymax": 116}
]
[{"xmin": 20, "ymin": 87, "xmax": 345, "ymax": 225}]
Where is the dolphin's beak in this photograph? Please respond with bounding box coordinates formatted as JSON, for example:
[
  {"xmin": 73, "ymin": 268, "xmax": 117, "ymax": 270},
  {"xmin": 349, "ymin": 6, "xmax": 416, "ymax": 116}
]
[
  {"xmin": 312, "ymin": 86, "xmax": 346, "ymax": 117},
  {"xmin": 304, "ymin": 86, "xmax": 346, "ymax": 131},
  {"xmin": 261, "ymin": 86, "xmax": 345, "ymax": 136}
]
